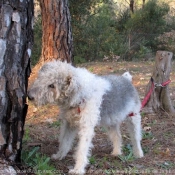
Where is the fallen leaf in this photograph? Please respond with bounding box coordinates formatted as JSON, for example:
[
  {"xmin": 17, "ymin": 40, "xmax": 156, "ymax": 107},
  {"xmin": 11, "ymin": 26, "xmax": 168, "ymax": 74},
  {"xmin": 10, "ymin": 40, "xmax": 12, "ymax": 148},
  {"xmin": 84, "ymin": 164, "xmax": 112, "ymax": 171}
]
[
  {"xmin": 143, "ymin": 126, "xmax": 151, "ymax": 131},
  {"xmin": 161, "ymin": 148, "xmax": 171, "ymax": 157}
]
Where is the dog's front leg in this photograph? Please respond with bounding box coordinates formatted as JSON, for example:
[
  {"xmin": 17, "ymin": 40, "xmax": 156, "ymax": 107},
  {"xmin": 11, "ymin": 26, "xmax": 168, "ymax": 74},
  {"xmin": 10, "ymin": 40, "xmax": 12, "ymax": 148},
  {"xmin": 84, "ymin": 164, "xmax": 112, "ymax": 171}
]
[
  {"xmin": 52, "ymin": 120, "xmax": 77, "ymax": 160},
  {"xmin": 69, "ymin": 124, "xmax": 95, "ymax": 175}
]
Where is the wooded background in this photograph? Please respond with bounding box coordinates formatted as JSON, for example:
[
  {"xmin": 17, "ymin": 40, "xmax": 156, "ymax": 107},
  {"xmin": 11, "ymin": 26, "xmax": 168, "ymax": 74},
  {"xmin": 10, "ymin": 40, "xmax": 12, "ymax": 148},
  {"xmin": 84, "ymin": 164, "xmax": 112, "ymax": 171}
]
[{"xmin": 32, "ymin": 0, "xmax": 175, "ymax": 65}]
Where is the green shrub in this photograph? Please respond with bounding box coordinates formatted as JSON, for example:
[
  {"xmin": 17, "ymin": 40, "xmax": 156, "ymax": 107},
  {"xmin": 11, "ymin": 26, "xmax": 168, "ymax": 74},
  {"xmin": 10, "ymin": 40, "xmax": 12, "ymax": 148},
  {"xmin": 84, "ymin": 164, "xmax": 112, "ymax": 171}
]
[
  {"xmin": 31, "ymin": 15, "xmax": 42, "ymax": 66},
  {"xmin": 32, "ymin": 0, "xmax": 173, "ymax": 63}
]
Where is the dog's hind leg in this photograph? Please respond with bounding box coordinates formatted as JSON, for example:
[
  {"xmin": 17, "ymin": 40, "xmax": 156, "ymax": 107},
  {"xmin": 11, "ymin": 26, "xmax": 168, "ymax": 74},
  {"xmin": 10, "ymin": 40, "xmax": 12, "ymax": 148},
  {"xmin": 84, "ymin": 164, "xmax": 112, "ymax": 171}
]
[
  {"xmin": 52, "ymin": 120, "xmax": 77, "ymax": 160},
  {"xmin": 108, "ymin": 124, "xmax": 122, "ymax": 156},
  {"xmin": 126, "ymin": 114, "xmax": 144, "ymax": 158}
]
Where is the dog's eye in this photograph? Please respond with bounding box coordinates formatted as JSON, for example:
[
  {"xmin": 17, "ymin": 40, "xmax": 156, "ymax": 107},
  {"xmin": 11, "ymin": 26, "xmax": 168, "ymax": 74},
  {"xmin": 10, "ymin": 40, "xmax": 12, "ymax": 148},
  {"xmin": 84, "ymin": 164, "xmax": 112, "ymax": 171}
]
[{"xmin": 48, "ymin": 84, "xmax": 55, "ymax": 88}]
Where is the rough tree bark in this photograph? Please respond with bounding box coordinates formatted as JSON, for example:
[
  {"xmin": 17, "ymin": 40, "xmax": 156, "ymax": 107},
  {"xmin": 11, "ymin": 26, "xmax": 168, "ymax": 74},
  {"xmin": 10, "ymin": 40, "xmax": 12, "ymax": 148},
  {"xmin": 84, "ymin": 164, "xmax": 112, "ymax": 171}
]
[
  {"xmin": 144, "ymin": 51, "xmax": 175, "ymax": 115},
  {"xmin": 0, "ymin": 0, "xmax": 33, "ymax": 163},
  {"xmin": 39, "ymin": 0, "xmax": 73, "ymax": 63}
]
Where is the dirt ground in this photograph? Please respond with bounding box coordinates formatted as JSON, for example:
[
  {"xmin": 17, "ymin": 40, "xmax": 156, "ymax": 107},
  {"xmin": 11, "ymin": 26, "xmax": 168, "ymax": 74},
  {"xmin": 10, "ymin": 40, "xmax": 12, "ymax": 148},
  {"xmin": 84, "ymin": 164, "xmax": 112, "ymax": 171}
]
[{"xmin": 25, "ymin": 61, "xmax": 175, "ymax": 174}]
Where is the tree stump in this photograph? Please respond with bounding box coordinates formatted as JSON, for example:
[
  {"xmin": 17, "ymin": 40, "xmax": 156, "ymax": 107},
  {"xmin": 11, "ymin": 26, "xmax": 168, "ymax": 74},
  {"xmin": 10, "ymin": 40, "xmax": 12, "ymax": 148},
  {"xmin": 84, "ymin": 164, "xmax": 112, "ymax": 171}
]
[{"xmin": 143, "ymin": 51, "xmax": 175, "ymax": 115}]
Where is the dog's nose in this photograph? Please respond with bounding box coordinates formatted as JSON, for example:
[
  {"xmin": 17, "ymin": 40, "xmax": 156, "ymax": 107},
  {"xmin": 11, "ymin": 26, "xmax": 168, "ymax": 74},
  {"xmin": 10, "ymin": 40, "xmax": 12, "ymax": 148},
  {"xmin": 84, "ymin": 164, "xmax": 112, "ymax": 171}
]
[{"xmin": 28, "ymin": 91, "xmax": 34, "ymax": 101}]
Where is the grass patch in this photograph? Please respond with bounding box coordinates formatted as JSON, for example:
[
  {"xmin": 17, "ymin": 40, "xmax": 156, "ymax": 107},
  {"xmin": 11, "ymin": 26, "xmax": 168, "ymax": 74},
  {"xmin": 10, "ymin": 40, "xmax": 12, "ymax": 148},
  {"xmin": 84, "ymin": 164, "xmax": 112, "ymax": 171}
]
[
  {"xmin": 23, "ymin": 127, "xmax": 31, "ymax": 143},
  {"xmin": 48, "ymin": 121, "xmax": 61, "ymax": 128},
  {"xmin": 156, "ymin": 161, "xmax": 174, "ymax": 169},
  {"xmin": 118, "ymin": 144, "xmax": 135, "ymax": 162},
  {"xmin": 89, "ymin": 155, "xmax": 96, "ymax": 165},
  {"xmin": 22, "ymin": 147, "xmax": 56, "ymax": 175},
  {"xmin": 142, "ymin": 131, "xmax": 154, "ymax": 140},
  {"xmin": 22, "ymin": 127, "xmax": 57, "ymax": 175}
]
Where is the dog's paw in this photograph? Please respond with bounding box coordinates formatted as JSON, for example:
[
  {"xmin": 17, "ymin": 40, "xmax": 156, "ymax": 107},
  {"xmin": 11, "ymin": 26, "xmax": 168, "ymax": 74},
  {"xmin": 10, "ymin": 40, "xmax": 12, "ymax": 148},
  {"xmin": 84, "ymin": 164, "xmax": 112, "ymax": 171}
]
[
  {"xmin": 51, "ymin": 153, "xmax": 59, "ymax": 160},
  {"xmin": 134, "ymin": 150, "xmax": 144, "ymax": 158},
  {"xmin": 111, "ymin": 150, "xmax": 122, "ymax": 157},
  {"xmin": 51, "ymin": 153, "xmax": 64, "ymax": 160},
  {"xmin": 69, "ymin": 168, "xmax": 85, "ymax": 175}
]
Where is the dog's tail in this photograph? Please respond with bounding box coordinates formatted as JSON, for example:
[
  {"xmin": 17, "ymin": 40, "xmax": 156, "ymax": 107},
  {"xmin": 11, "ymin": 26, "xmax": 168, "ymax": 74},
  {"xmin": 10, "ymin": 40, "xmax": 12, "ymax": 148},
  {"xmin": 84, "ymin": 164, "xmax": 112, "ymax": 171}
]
[{"xmin": 122, "ymin": 71, "xmax": 132, "ymax": 82}]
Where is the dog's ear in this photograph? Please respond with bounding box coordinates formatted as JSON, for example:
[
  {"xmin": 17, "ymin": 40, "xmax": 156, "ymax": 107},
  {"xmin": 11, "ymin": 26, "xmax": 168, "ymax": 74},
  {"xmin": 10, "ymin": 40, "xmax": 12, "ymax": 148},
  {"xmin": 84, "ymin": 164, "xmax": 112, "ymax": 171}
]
[{"xmin": 64, "ymin": 75, "xmax": 77, "ymax": 97}]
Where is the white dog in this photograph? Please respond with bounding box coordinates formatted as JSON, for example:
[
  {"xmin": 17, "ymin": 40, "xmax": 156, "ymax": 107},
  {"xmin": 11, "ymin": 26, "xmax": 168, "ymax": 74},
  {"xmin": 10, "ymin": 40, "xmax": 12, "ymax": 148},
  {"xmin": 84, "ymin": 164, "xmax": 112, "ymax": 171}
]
[{"xmin": 28, "ymin": 61, "xmax": 144, "ymax": 174}]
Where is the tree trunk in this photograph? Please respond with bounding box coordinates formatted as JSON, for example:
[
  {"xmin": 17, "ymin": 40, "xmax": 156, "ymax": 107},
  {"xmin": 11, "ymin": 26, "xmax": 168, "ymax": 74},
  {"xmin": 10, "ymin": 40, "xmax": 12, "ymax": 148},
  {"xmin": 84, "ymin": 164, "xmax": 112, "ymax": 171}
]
[
  {"xmin": 39, "ymin": 0, "xmax": 73, "ymax": 63},
  {"xmin": 144, "ymin": 51, "xmax": 175, "ymax": 115},
  {"xmin": 130, "ymin": 0, "xmax": 134, "ymax": 14},
  {"xmin": 142, "ymin": 0, "xmax": 145, "ymax": 9},
  {"xmin": 0, "ymin": 0, "xmax": 34, "ymax": 163}
]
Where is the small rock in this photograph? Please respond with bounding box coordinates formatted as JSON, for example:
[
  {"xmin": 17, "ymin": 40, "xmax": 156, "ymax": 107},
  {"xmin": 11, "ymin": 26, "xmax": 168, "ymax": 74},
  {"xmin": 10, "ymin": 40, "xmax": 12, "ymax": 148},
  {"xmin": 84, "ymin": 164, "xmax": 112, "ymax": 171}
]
[{"xmin": 33, "ymin": 108, "xmax": 38, "ymax": 113}]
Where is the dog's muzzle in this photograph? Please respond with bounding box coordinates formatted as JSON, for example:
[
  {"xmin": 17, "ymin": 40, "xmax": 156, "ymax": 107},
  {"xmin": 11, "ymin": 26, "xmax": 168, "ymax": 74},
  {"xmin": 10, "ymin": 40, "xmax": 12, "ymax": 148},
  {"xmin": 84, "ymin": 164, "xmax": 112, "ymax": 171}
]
[{"xmin": 27, "ymin": 90, "xmax": 35, "ymax": 101}]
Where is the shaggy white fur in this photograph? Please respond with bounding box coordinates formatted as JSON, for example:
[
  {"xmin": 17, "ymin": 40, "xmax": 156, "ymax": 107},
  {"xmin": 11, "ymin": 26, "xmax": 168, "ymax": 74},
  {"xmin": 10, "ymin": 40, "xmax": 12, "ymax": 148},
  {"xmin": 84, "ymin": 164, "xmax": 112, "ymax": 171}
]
[
  {"xmin": 28, "ymin": 61, "xmax": 144, "ymax": 175},
  {"xmin": 122, "ymin": 71, "xmax": 132, "ymax": 81}
]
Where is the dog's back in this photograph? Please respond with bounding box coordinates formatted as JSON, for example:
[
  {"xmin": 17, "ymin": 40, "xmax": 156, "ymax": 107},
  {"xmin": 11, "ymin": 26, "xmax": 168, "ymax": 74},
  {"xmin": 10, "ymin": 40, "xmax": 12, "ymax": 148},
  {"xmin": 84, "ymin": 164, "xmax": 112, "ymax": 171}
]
[{"xmin": 100, "ymin": 75, "xmax": 141, "ymax": 125}]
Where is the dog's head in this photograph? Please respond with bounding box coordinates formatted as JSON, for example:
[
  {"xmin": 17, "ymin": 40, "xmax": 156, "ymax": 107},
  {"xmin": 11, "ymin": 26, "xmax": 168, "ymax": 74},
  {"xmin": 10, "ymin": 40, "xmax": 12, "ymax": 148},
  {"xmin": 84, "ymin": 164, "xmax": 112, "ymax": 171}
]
[{"xmin": 28, "ymin": 61, "xmax": 79, "ymax": 106}]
